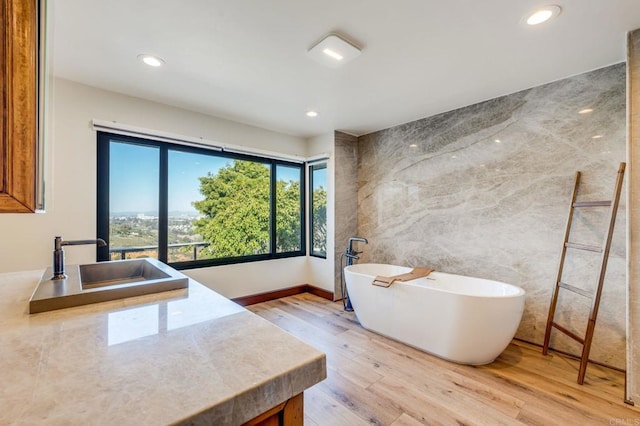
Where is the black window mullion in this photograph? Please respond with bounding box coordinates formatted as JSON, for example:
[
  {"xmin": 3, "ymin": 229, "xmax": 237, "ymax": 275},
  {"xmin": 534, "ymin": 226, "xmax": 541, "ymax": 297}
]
[
  {"xmin": 310, "ymin": 164, "xmax": 316, "ymax": 256},
  {"xmin": 270, "ymin": 160, "xmax": 277, "ymax": 255},
  {"xmin": 158, "ymin": 146, "xmax": 169, "ymax": 263},
  {"xmin": 299, "ymin": 163, "xmax": 306, "ymax": 255},
  {"xmin": 309, "ymin": 162, "xmax": 327, "ymax": 258},
  {"xmin": 309, "ymin": 163, "xmax": 314, "ymax": 256},
  {"xmin": 96, "ymin": 133, "xmax": 110, "ymax": 262}
]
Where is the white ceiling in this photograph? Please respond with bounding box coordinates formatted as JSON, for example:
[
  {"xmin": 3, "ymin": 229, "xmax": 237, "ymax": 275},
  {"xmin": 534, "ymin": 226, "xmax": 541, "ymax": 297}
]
[{"xmin": 51, "ymin": 0, "xmax": 640, "ymax": 138}]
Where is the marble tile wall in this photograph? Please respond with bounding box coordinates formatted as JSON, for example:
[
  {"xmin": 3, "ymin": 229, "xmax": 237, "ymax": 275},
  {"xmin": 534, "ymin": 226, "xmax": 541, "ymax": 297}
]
[
  {"xmin": 627, "ymin": 29, "xmax": 640, "ymax": 404},
  {"xmin": 334, "ymin": 131, "xmax": 359, "ymax": 298},
  {"xmin": 356, "ymin": 64, "xmax": 627, "ymax": 368}
]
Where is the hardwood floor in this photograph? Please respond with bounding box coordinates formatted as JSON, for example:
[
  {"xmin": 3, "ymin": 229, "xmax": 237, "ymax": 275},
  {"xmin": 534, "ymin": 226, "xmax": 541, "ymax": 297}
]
[{"xmin": 248, "ymin": 293, "xmax": 639, "ymax": 425}]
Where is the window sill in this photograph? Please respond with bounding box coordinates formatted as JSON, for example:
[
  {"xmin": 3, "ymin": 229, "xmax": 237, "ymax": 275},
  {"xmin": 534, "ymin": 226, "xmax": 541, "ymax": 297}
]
[{"xmin": 169, "ymin": 251, "xmax": 306, "ymax": 270}]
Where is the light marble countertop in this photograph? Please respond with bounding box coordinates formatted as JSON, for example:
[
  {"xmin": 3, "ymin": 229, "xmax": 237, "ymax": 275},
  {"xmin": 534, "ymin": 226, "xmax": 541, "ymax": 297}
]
[{"xmin": 0, "ymin": 269, "xmax": 326, "ymax": 425}]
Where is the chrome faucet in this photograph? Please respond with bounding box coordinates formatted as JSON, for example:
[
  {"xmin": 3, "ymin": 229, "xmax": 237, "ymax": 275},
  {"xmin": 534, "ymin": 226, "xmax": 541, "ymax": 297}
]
[{"xmin": 52, "ymin": 236, "xmax": 107, "ymax": 280}]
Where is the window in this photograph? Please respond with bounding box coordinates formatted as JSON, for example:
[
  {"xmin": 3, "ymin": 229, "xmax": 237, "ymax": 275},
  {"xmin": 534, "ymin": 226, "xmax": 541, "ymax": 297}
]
[
  {"xmin": 276, "ymin": 164, "xmax": 303, "ymax": 253},
  {"xmin": 97, "ymin": 132, "xmax": 305, "ymax": 269},
  {"xmin": 309, "ymin": 162, "xmax": 327, "ymax": 258},
  {"xmin": 107, "ymin": 141, "xmax": 160, "ymax": 260}
]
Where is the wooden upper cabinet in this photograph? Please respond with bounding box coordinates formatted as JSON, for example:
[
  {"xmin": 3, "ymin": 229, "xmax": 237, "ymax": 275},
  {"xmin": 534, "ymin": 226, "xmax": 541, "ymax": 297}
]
[{"xmin": 0, "ymin": 0, "xmax": 38, "ymax": 212}]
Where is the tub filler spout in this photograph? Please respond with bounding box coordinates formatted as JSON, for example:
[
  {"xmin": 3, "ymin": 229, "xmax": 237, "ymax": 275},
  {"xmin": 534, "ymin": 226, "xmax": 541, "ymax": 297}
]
[
  {"xmin": 346, "ymin": 237, "xmax": 368, "ymax": 260},
  {"xmin": 341, "ymin": 237, "xmax": 368, "ymax": 311}
]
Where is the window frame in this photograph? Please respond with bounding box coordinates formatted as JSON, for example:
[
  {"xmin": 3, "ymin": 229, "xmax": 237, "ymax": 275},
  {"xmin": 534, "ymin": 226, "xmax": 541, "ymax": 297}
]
[
  {"xmin": 309, "ymin": 162, "xmax": 328, "ymax": 259},
  {"xmin": 97, "ymin": 131, "xmax": 306, "ymax": 270}
]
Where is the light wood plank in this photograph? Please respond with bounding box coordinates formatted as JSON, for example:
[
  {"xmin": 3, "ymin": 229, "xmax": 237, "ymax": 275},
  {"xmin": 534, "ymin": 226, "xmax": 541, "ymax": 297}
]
[
  {"xmin": 497, "ymin": 340, "xmax": 625, "ymax": 404},
  {"xmin": 389, "ymin": 413, "xmax": 425, "ymax": 426},
  {"xmin": 304, "ymin": 386, "xmax": 371, "ymax": 426},
  {"xmin": 368, "ymin": 374, "xmax": 523, "ymax": 426},
  {"xmin": 272, "ymin": 298, "xmax": 350, "ymax": 336},
  {"xmin": 328, "ymin": 350, "xmax": 383, "ymax": 389},
  {"xmin": 248, "ymin": 294, "xmax": 639, "ymax": 426},
  {"xmin": 315, "ymin": 370, "xmax": 403, "ymax": 425},
  {"xmin": 302, "ymin": 414, "xmax": 319, "ymax": 426}
]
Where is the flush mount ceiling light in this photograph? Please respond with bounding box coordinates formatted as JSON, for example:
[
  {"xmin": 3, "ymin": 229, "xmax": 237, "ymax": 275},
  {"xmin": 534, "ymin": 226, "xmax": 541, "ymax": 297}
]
[
  {"xmin": 307, "ymin": 33, "xmax": 362, "ymax": 68},
  {"xmin": 525, "ymin": 5, "xmax": 562, "ymax": 26},
  {"xmin": 306, "ymin": 110, "xmax": 319, "ymax": 118},
  {"xmin": 137, "ymin": 54, "xmax": 165, "ymax": 67}
]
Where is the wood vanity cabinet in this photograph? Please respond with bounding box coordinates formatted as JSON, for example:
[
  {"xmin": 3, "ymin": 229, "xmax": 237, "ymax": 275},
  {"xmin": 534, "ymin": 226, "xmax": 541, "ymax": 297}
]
[
  {"xmin": 0, "ymin": 0, "xmax": 39, "ymax": 212},
  {"xmin": 241, "ymin": 393, "xmax": 303, "ymax": 426}
]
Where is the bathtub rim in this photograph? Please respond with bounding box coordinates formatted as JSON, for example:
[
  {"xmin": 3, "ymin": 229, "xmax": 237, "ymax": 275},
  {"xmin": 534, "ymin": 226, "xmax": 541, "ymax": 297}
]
[{"xmin": 345, "ymin": 263, "xmax": 526, "ymax": 299}]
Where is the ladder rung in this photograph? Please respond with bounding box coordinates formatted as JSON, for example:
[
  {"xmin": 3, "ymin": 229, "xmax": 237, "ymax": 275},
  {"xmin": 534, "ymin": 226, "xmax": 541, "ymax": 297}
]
[
  {"xmin": 551, "ymin": 322, "xmax": 585, "ymax": 345},
  {"xmin": 573, "ymin": 200, "xmax": 611, "ymax": 208},
  {"xmin": 558, "ymin": 282, "xmax": 593, "ymax": 298},
  {"xmin": 565, "ymin": 242, "xmax": 602, "ymax": 253}
]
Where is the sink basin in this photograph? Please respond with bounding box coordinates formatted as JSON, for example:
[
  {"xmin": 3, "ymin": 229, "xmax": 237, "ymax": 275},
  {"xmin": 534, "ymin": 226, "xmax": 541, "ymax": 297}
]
[
  {"xmin": 79, "ymin": 260, "xmax": 175, "ymax": 289},
  {"xmin": 29, "ymin": 258, "xmax": 189, "ymax": 314}
]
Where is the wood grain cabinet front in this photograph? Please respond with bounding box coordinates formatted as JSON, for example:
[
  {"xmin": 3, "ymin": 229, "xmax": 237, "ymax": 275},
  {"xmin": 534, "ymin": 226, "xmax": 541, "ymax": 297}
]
[
  {"xmin": 0, "ymin": 0, "xmax": 39, "ymax": 213},
  {"xmin": 241, "ymin": 393, "xmax": 304, "ymax": 426}
]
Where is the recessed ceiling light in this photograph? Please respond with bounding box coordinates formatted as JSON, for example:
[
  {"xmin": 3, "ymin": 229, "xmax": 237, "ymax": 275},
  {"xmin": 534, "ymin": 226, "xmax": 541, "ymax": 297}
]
[
  {"xmin": 307, "ymin": 33, "xmax": 362, "ymax": 68},
  {"xmin": 322, "ymin": 48, "xmax": 344, "ymax": 61},
  {"xmin": 306, "ymin": 111, "xmax": 318, "ymax": 118},
  {"xmin": 409, "ymin": 143, "xmax": 418, "ymax": 148},
  {"xmin": 137, "ymin": 54, "xmax": 165, "ymax": 67},
  {"xmin": 494, "ymin": 139, "xmax": 501, "ymax": 143},
  {"xmin": 592, "ymin": 134, "xmax": 604, "ymax": 139},
  {"xmin": 578, "ymin": 108, "xmax": 594, "ymax": 114},
  {"xmin": 526, "ymin": 5, "xmax": 562, "ymax": 26}
]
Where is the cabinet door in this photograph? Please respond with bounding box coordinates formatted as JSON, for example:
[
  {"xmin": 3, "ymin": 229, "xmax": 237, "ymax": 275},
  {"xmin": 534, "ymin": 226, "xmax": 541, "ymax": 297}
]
[{"xmin": 0, "ymin": 0, "xmax": 38, "ymax": 212}]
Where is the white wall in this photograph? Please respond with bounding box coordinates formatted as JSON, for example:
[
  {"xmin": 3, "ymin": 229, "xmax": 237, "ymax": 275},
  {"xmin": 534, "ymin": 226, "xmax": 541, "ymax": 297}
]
[
  {"xmin": 306, "ymin": 133, "xmax": 335, "ymax": 294},
  {"xmin": 0, "ymin": 78, "xmax": 311, "ymax": 298},
  {"xmin": 186, "ymin": 257, "xmax": 309, "ymax": 299}
]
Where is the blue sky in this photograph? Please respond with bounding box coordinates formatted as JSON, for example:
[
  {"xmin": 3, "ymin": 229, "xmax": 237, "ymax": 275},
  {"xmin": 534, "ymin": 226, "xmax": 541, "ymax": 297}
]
[
  {"xmin": 168, "ymin": 150, "xmax": 231, "ymax": 213},
  {"xmin": 110, "ymin": 143, "xmax": 160, "ymax": 213},
  {"xmin": 312, "ymin": 166, "xmax": 327, "ymax": 191},
  {"xmin": 110, "ymin": 141, "xmax": 301, "ymax": 214}
]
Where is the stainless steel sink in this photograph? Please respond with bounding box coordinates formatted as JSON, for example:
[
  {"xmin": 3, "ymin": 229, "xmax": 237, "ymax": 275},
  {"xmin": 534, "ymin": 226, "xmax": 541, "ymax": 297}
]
[
  {"xmin": 29, "ymin": 258, "xmax": 189, "ymax": 314},
  {"xmin": 79, "ymin": 260, "xmax": 175, "ymax": 289}
]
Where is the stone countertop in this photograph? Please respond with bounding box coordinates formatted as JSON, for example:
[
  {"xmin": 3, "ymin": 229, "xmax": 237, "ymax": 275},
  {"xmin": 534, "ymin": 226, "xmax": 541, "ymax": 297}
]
[{"xmin": 0, "ymin": 269, "xmax": 326, "ymax": 425}]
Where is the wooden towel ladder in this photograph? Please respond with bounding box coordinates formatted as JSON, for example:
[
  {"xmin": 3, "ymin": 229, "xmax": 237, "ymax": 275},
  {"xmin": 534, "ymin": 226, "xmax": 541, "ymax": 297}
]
[{"xmin": 542, "ymin": 162, "xmax": 626, "ymax": 385}]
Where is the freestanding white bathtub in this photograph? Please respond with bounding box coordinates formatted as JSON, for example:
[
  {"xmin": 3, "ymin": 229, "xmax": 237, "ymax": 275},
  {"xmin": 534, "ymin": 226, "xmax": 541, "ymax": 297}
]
[{"xmin": 344, "ymin": 263, "xmax": 526, "ymax": 365}]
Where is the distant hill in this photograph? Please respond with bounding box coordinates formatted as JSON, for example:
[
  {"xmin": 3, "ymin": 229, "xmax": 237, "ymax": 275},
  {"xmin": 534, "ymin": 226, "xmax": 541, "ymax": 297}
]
[{"xmin": 111, "ymin": 211, "xmax": 200, "ymax": 217}]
